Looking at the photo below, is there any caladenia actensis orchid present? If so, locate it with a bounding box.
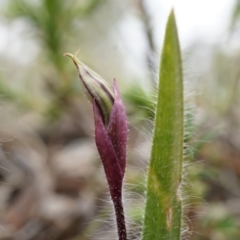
[64,52,128,240]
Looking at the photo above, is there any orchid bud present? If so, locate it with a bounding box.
[65,52,128,240]
[64,52,114,126]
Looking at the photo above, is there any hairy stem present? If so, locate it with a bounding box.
[113,195,127,240]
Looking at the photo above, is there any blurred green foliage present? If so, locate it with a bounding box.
[231,0,240,30]
[2,0,106,122]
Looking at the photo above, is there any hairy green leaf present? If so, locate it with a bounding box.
[142,10,184,240]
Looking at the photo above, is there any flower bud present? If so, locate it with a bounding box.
[64,52,114,126]
[65,52,128,240]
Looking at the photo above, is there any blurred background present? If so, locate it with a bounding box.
[0,0,240,239]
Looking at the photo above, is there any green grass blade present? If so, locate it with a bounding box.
[142,10,184,240]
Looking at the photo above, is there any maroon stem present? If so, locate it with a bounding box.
[113,195,127,240]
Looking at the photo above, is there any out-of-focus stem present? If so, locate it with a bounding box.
[138,0,156,84]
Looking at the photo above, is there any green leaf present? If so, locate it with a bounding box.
[142,10,184,240]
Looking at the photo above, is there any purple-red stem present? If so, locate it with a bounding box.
[112,191,127,240]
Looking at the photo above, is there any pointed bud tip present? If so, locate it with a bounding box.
[64,52,74,58]
[113,79,122,99]
[64,50,82,67]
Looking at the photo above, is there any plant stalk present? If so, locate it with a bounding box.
[113,194,127,240]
